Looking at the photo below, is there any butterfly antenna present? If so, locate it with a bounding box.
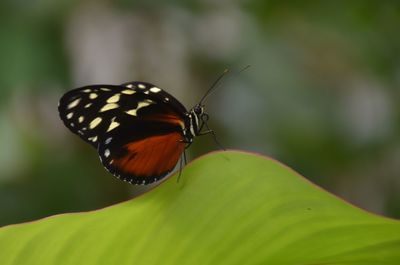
[199,69,230,105]
[198,65,251,105]
[238,64,251,74]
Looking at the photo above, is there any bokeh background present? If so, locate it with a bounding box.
[0,1,399,226]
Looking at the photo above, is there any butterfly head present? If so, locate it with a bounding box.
[194,104,210,123]
[193,104,204,115]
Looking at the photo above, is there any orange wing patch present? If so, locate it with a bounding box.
[113,132,185,178]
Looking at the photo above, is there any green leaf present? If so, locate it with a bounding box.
[0,151,399,265]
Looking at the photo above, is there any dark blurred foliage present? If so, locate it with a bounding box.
[0,0,399,226]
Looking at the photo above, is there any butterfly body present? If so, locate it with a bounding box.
[59,81,207,185]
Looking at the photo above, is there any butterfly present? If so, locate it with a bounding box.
[58,73,227,185]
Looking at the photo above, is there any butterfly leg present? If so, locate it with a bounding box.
[177,149,188,183]
[177,154,183,183]
[183,149,188,165]
[179,139,193,149]
[199,123,225,150]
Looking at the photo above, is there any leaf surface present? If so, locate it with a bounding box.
[0,151,399,265]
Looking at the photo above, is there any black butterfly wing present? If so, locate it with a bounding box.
[59,84,123,147]
[58,82,188,184]
[121,81,187,115]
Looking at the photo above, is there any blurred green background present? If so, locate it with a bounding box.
[0,1,399,226]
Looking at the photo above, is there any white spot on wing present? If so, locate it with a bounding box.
[104,149,110,158]
[67,98,81,109]
[150,87,161,93]
[107,94,120,103]
[121,89,135,95]
[100,87,111,91]
[89,117,102,129]
[83,89,91,93]
[125,100,154,116]
[107,117,120,132]
[85,103,92,108]
[66,113,73,119]
[138,84,146,89]
[88,136,98,142]
[100,103,119,112]
[105,137,112,144]
[89,93,98,99]
[78,116,84,123]
[125,109,138,116]
[126,84,134,88]
[144,91,149,94]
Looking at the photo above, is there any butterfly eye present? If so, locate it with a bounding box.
[194,105,203,115]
